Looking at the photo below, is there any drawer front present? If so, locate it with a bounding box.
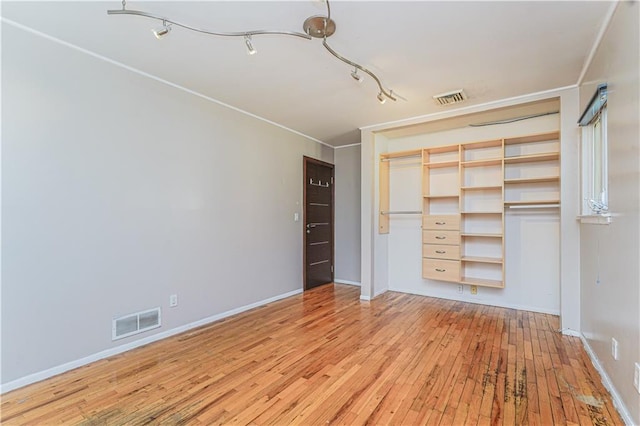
[422,230,460,245]
[422,259,460,282]
[423,215,460,230]
[423,244,460,260]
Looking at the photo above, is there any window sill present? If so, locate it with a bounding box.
[577,214,612,225]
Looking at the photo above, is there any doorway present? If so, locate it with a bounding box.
[303,156,335,290]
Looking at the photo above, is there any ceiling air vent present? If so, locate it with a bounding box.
[433,89,467,106]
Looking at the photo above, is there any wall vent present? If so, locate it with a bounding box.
[433,89,467,106]
[112,307,161,340]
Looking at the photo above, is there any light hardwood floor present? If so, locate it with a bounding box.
[1,284,623,425]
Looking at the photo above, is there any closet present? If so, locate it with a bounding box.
[380,131,560,290]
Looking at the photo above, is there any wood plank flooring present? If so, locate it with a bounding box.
[1,284,623,425]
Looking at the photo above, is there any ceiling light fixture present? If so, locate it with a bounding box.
[152,20,171,39]
[351,68,363,83]
[244,35,257,55]
[108,0,397,104]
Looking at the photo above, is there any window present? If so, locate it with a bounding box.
[579,84,608,216]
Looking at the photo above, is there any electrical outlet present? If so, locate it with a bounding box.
[457,285,463,294]
[611,338,619,360]
[470,285,478,295]
[169,294,178,308]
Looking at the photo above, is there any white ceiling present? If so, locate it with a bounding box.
[2,1,611,146]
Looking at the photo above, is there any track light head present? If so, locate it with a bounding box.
[152,21,171,39]
[351,69,363,83]
[244,35,257,55]
[377,92,387,104]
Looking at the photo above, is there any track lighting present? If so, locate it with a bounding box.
[108,0,398,104]
[351,69,363,83]
[152,20,171,39]
[244,35,257,55]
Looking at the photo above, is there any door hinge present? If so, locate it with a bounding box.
[331,265,334,272]
[331,177,334,185]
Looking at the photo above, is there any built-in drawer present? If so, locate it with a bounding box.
[423,244,460,260]
[422,259,461,282]
[422,215,460,230]
[422,230,460,245]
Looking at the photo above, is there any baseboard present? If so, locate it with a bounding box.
[388,286,560,316]
[334,279,361,286]
[0,288,303,394]
[373,288,388,298]
[580,334,635,425]
[560,328,581,337]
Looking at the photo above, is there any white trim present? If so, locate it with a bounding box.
[373,288,388,298]
[359,295,371,301]
[576,1,620,86]
[1,18,333,150]
[334,143,362,149]
[360,85,576,133]
[334,279,361,286]
[559,328,582,337]
[580,334,635,425]
[0,288,302,394]
[578,214,613,225]
[388,287,561,316]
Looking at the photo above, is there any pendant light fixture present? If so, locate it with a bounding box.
[107,0,397,104]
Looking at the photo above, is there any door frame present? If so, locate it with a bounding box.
[303,156,335,290]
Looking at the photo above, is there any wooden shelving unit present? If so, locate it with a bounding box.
[458,139,504,287]
[418,131,560,289]
[378,149,422,234]
[504,132,560,209]
[380,130,560,290]
[421,145,460,283]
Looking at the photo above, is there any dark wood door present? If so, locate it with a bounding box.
[303,156,334,290]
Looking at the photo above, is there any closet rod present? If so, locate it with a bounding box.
[381,210,423,215]
[508,204,560,209]
[380,154,422,162]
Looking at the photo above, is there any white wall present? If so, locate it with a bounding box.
[382,115,561,313]
[334,145,361,285]
[1,23,332,387]
[579,3,640,424]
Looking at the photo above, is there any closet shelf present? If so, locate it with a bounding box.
[461,185,502,191]
[461,256,503,264]
[460,159,502,168]
[461,211,503,215]
[504,199,559,206]
[423,160,459,168]
[423,194,459,199]
[504,152,559,164]
[461,232,502,238]
[504,176,559,184]
[461,277,504,288]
